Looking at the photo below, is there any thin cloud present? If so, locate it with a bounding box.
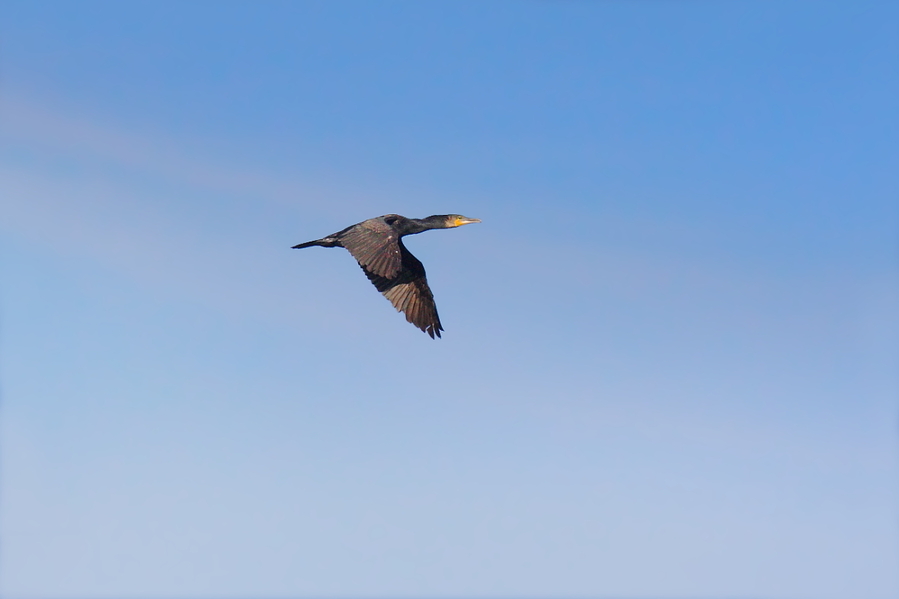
[0,93,373,216]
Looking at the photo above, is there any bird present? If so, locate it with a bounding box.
[292,214,481,338]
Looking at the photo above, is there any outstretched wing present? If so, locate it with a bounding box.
[338,217,403,279]
[360,241,443,338]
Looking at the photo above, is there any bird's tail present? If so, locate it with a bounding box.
[291,236,340,249]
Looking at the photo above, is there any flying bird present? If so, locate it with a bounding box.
[292,214,481,338]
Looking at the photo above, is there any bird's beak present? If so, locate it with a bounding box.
[454,216,482,227]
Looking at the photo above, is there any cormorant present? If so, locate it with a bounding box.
[292,214,481,338]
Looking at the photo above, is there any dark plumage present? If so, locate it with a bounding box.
[292,214,481,338]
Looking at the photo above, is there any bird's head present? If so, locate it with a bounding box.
[445,214,482,228]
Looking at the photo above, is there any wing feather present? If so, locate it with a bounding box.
[338,218,403,278]
[360,241,443,338]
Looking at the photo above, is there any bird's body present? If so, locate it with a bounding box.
[292,214,480,338]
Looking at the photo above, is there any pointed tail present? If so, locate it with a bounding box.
[292,236,341,249]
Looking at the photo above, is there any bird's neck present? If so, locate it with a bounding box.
[402,215,450,235]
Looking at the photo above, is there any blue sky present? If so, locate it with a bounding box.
[1,1,897,598]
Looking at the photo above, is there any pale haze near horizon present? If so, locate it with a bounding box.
[1,2,897,598]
